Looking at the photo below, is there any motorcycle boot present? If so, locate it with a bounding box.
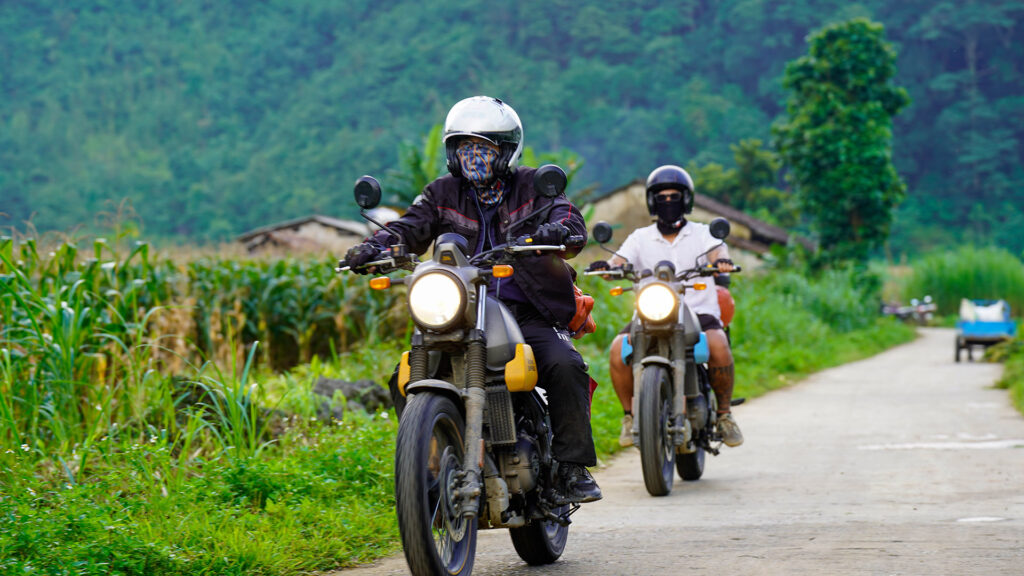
[717,412,744,447]
[553,462,603,505]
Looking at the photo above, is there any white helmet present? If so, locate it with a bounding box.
[443,96,523,179]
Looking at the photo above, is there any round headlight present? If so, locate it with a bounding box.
[636,283,678,323]
[408,272,465,330]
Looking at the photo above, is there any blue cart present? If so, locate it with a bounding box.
[955,299,1018,362]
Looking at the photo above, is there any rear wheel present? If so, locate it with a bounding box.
[395,393,476,576]
[509,508,569,565]
[678,370,710,481]
[638,365,675,496]
[676,442,705,481]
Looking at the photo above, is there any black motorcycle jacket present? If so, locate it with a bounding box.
[366,166,587,329]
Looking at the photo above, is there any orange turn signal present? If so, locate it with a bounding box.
[369,277,391,290]
[492,265,514,278]
[693,283,707,291]
[610,286,624,296]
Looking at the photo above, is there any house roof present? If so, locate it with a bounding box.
[236,215,368,243]
[592,179,809,250]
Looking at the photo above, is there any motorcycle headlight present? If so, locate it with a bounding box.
[636,283,678,323]
[408,272,465,330]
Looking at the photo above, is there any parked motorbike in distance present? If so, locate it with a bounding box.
[881,295,935,326]
[336,166,583,576]
[584,218,741,497]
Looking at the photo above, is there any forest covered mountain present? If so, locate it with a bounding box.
[2,0,1022,255]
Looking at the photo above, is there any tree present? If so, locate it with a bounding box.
[774,18,910,266]
[386,124,445,206]
[687,139,797,228]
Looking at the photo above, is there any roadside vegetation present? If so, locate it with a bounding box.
[899,246,1024,317]
[1,233,916,574]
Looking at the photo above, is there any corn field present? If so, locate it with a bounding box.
[0,236,403,456]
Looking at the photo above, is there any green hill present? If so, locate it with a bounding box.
[2,1,1022,254]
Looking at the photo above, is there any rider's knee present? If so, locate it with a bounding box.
[705,329,733,365]
[609,335,626,369]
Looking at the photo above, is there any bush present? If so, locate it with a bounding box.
[902,246,1024,317]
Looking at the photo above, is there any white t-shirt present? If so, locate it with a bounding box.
[616,222,723,318]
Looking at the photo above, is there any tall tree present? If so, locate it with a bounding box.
[774,18,910,266]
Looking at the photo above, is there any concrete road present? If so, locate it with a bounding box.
[335,328,1024,575]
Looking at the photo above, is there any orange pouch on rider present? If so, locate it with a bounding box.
[568,283,597,339]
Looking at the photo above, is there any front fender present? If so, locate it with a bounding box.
[405,379,464,407]
[639,355,673,369]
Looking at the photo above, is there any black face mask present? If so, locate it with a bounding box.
[655,197,686,234]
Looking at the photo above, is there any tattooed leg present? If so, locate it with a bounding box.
[708,363,735,413]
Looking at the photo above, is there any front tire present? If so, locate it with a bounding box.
[509,509,569,565]
[395,393,476,576]
[638,366,675,496]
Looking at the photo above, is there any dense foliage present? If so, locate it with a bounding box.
[900,245,1024,316]
[2,1,1023,256]
[775,19,909,266]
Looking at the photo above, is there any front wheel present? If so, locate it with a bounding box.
[638,365,675,496]
[509,509,569,565]
[395,393,477,576]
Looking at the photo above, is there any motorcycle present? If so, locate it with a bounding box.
[881,295,935,326]
[584,218,741,497]
[336,166,584,576]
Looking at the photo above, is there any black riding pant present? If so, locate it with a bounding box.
[511,303,597,467]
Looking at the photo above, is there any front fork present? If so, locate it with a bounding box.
[630,329,695,451]
[457,285,489,520]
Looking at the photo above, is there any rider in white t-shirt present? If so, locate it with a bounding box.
[602,165,743,448]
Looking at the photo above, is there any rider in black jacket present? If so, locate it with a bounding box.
[345,96,601,505]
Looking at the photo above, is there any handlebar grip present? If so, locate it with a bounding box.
[733,265,742,273]
[565,234,586,247]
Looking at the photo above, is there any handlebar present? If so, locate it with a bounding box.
[583,263,742,280]
[677,264,742,280]
[336,253,418,275]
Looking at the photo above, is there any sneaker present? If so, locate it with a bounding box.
[619,414,634,447]
[717,412,744,447]
[553,462,603,505]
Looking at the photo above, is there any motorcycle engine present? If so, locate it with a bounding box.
[500,432,541,495]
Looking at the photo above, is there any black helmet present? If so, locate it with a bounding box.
[443,96,523,179]
[645,165,694,216]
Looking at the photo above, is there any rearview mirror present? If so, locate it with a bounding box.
[533,164,567,198]
[354,176,382,210]
[592,221,613,244]
[709,218,731,240]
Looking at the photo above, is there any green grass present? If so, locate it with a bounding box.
[0,413,399,575]
[992,339,1024,415]
[901,246,1024,317]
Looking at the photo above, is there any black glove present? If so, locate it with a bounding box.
[586,260,609,272]
[534,222,569,245]
[345,242,381,274]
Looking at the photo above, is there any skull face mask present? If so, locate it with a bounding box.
[456,140,499,188]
